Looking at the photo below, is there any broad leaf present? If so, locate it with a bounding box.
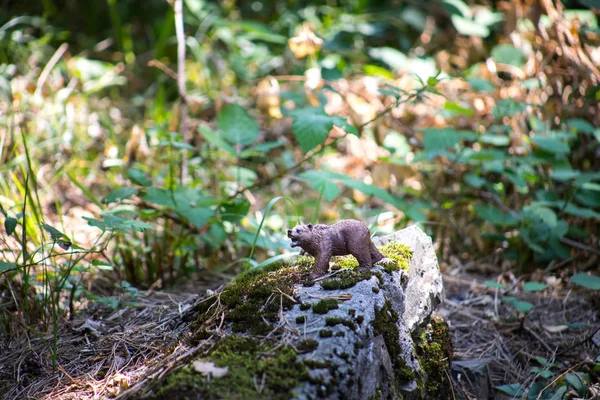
[495,383,525,397]
[127,168,152,187]
[523,282,547,292]
[484,280,506,289]
[0,261,17,272]
[217,103,259,146]
[473,204,518,225]
[467,77,495,93]
[84,215,154,232]
[289,107,357,153]
[42,223,67,241]
[103,187,137,204]
[4,217,17,236]
[531,136,569,154]
[491,44,525,66]
[198,125,236,155]
[299,170,340,202]
[570,273,600,290]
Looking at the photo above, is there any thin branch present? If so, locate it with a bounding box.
[174,0,189,184]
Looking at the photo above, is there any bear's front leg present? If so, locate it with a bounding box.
[309,254,331,280]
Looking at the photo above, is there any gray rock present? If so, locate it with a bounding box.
[286,225,447,399]
[373,225,445,331]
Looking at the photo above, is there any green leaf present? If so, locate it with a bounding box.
[484,280,506,289]
[451,15,490,37]
[198,125,236,155]
[4,217,17,236]
[127,168,152,187]
[473,204,519,225]
[481,134,510,146]
[444,101,473,116]
[491,44,525,66]
[565,373,585,394]
[464,173,487,188]
[299,170,340,202]
[84,215,154,232]
[41,223,67,241]
[217,103,259,146]
[363,64,394,79]
[142,187,175,207]
[383,131,411,156]
[221,198,251,222]
[240,141,284,158]
[566,118,595,134]
[522,205,557,228]
[422,128,476,158]
[467,77,495,93]
[289,107,357,153]
[562,203,600,219]
[531,136,570,154]
[523,282,548,292]
[513,300,534,313]
[550,169,580,181]
[493,99,526,118]
[495,383,525,397]
[442,0,472,18]
[548,386,568,400]
[103,187,137,204]
[570,273,600,290]
[0,261,17,272]
[368,47,408,71]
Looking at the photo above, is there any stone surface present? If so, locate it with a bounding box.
[373,225,445,331]
[285,224,447,399]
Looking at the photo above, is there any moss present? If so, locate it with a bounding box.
[296,315,306,324]
[355,315,364,325]
[372,286,380,293]
[299,302,311,311]
[331,254,359,269]
[378,242,412,273]
[201,259,312,335]
[348,309,356,317]
[155,335,309,400]
[335,331,345,337]
[297,338,318,353]
[312,298,339,314]
[373,300,415,390]
[325,317,356,330]
[412,313,453,397]
[320,270,374,290]
[319,329,333,338]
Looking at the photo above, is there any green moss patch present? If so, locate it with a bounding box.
[373,300,415,389]
[378,242,412,273]
[320,270,374,290]
[319,329,333,338]
[325,317,356,330]
[197,259,313,335]
[413,313,453,397]
[156,335,309,400]
[312,299,339,314]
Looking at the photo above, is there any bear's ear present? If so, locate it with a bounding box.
[307,224,313,229]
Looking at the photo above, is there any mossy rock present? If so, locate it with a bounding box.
[155,231,448,400]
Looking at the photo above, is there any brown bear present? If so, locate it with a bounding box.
[287,219,384,280]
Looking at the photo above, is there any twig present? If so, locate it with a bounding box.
[560,237,600,256]
[174,0,189,184]
[522,324,555,354]
[147,59,178,80]
[35,43,69,96]
[557,325,600,356]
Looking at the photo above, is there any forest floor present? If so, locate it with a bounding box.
[1,262,598,400]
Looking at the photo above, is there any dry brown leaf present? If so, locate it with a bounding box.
[288,22,323,59]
